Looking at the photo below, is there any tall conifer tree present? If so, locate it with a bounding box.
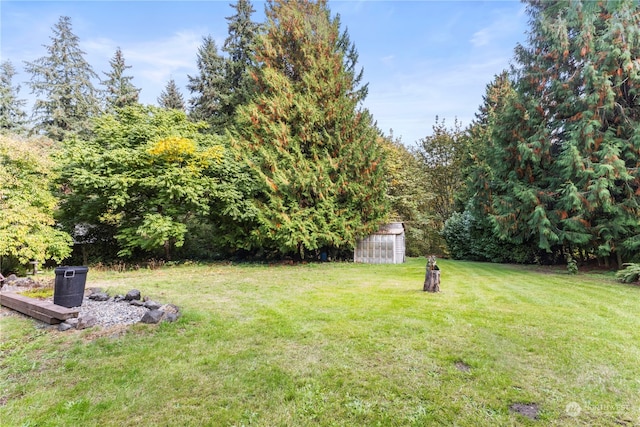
[188,1,259,133]
[24,16,101,141]
[187,37,227,129]
[223,0,260,120]
[158,79,186,111]
[0,60,29,133]
[102,47,140,110]
[233,0,387,258]
[465,71,514,217]
[480,0,640,263]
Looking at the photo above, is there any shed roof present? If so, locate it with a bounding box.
[370,222,404,236]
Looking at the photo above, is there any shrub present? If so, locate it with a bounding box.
[615,263,640,284]
[566,254,578,275]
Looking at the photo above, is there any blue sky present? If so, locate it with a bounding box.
[1,1,529,145]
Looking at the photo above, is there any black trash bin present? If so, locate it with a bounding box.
[54,266,89,308]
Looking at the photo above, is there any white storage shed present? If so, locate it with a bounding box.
[354,222,406,264]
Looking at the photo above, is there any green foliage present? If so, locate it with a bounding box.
[232,0,388,257]
[188,1,260,134]
[24,16,102,141]
[20,287,54,299]
[566,254,578,275]
[102,48,140,110]
[187,36,227,130]
[414,117,469,254]
[460,2,640,264]
[57,105,253,259]
[0,60,28,133]
[222,0,260,121]
[380,134,433,256]
[615,263,640,284]
[157,79,186,111]
[441,212,472,260]
[0,134,73,269]
[442,207,540,264]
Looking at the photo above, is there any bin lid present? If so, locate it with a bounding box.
[55,266,89,273]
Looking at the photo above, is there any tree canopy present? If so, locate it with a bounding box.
[459,0,640,265]
[56,105,246,259]
[102,47,140,110]
[158,79,186,111]
[232,0,387,258]
[0,61,29,134]
[0,134,72,269]
[24,16,102,141]
[187,36,227,130]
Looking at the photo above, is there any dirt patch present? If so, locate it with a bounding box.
[454,361,471,372]
[510,403,540,420]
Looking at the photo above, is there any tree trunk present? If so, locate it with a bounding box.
[423,269,440,292]
[164,241,171,261]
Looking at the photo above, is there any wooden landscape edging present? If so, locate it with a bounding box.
[0,292,79,324]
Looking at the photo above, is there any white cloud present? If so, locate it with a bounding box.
[83,29,211,104]
[126,30,203,81]
[471,29,490,47]
[469,5,527,50]
[364,53,515,145]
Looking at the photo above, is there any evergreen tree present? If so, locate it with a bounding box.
[478,0,640,264]
[24,16,101,141]
[232,0,387,258]
[464,72,514,217]
[543,0,640,264]
[222,0,260,119]
[0,60,29,134]
[188,1,259,133]
[453,72,541,263]
[102,47,140,110]
[158,78,186,111]
[187,36,227,129]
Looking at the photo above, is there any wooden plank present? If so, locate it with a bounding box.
[0,292,79,324]
[13,305,59,324]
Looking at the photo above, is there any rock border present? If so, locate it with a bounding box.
[56,288,181,331]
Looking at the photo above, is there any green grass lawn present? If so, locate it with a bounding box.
[1,259,639,426]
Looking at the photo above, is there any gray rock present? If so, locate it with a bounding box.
[143,300,162,310]
[163,312,179,323]
[10,277,36,287]
[140,309,164,324]
[77,313,98,329]
[88,292,110,301]
[5,274,18,282]
[124,289,141,301]
[113,295,124,302]
[129,299,145,307]
[58,322,74,331]
[160,304,181,316]
[65,318,79,327]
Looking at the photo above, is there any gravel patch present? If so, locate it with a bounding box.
[77,298,149,328]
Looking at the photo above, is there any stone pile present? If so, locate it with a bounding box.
[58,288,182,331]
[0,274,44,292]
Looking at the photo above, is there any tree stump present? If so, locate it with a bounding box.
[423,256,440,292]
[423,270,441,292]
